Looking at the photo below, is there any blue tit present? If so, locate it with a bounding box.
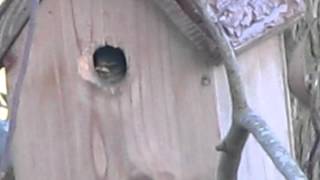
[93,45,127,84]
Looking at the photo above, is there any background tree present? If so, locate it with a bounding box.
[285,0,320,179]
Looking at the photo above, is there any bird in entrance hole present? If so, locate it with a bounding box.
[93,45,127,84]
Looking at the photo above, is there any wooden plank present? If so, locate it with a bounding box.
[5,0,294,179]
[214,36,292,180]
[6,0,222,179]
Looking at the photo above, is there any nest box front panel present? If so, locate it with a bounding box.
[10,0,221,179]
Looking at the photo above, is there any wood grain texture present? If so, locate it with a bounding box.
[7,0,221,179]
[5,0,293,179]
[0,0,29,66]
[214,36,293,180]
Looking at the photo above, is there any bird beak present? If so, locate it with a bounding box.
[95,66,110,73]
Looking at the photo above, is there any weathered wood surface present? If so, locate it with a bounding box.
[4,0,293,179]
[7,0,220,179]
[214,36,293,180]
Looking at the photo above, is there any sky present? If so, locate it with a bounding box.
[0,0,9,120]
[0,68,8,120]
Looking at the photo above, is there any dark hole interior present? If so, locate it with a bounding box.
[93,45,127,84]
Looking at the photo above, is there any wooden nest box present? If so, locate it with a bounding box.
[0,0,306,179]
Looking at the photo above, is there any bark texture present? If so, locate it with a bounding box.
[0,0,29,68]
[285,0,320,179]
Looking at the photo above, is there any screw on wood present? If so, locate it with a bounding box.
[201,75,211,86]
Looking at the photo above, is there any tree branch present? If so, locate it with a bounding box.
[243,113,307,180]
[0,0,31,67]
[192,0,249,110]
[184,0,307,179]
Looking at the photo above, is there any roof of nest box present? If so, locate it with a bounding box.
[153,0,305,64]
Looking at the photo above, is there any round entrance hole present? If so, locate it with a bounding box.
[93,45,127,84]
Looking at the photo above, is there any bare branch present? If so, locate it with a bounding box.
[0,0,43,67]
[242,113,307,180]
[184,0,307,179]
[0,0,30,66]
[192,0,249,110]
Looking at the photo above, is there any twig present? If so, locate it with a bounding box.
[0,0,32,67]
